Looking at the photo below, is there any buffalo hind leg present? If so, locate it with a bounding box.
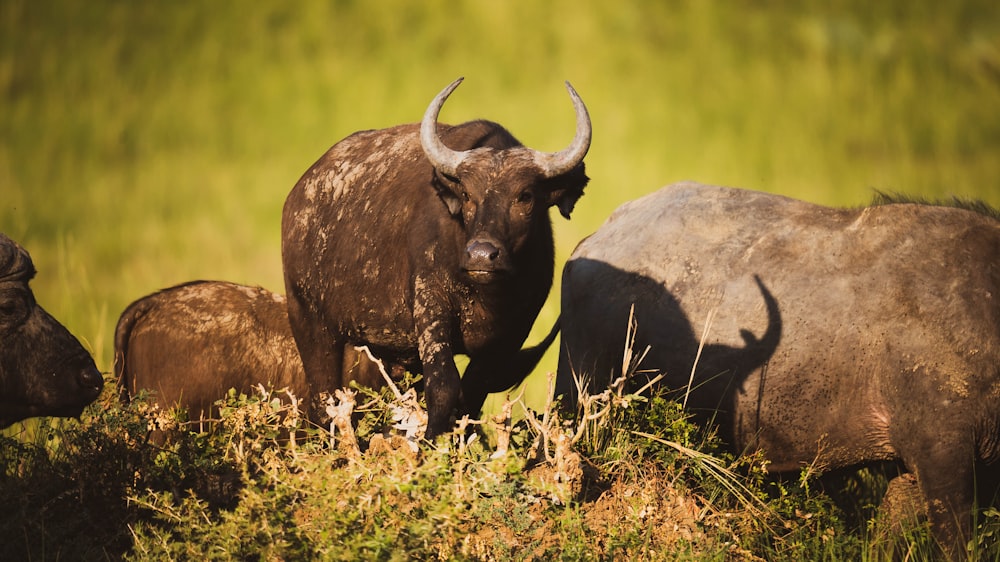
[285,292,345,426]
[461,349,533,424]
[462,323,560,419]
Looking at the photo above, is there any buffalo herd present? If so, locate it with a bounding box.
[6,79,998,557]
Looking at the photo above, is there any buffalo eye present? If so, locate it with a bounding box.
[0,302,15,319]
[516,190,534,205]
[0,293,27,327]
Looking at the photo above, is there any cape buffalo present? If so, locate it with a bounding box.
[0,233,103,428]
[282,78,589,438]
[557,182,1000,558]
[115,280,391,423]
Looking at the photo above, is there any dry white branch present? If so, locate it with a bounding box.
[389,388,428,448]
[357,345,403,400]
[326,388,360,460]
[621,304,651,383]
[356,345,428,446]
[490,388,523,460]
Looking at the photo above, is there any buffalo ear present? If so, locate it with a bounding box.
[546,165,589,219]
[431,171,463,217]
[555,189,583,219]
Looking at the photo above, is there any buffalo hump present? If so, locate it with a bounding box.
[557,181,1000,559]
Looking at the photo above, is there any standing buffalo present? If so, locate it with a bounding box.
[0,233,103,428]
[557,182,1000,558]
[282,78,589,437]
[115,280,390,423]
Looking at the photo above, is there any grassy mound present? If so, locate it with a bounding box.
[5,368,996,561]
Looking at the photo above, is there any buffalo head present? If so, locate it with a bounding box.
[0,234,103,428]
[420,77,591,284]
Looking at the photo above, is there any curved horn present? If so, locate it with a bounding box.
[533,81,592,178]
[420,77,468,177]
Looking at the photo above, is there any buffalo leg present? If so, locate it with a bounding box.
[415,286,461,439]
[462,321,560,418]
[462,355,513,421]
[285,292,344,425]
[462,348,538,421]
[911,444,975,560]
[420,346,461,439]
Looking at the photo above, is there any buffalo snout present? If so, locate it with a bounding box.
[33,339,103,416]
[77,362,104,395]
[463,237,510,282]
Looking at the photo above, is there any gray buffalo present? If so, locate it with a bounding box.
[115,280,391,423]
[557,181,1000,558]
[282,78,588,437]
[0,233,103,427]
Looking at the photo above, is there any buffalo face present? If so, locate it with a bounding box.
[423,78,590,286]
[432,154,587,285]
[0,235,103,428]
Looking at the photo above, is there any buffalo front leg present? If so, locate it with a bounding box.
[414,285,461,440]
[418,324,461,439]
[285,291,345,426]
[910,444,975,560]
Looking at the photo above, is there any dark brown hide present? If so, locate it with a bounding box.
[557,182,1000,559]
[282,80,587,437]
[115,281,390,422]
[0,233,103,427]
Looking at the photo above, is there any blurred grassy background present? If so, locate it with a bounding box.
[2,0,998,413]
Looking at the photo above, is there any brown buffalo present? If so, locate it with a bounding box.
[115,280,390,423]
[0,233,103,427]
[282,78,587,437]
[558,182,1000,558]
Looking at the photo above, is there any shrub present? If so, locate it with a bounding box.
[2,369,996,560]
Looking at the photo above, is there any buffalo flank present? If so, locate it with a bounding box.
[115,280,392,423]
[558,182,1000,559]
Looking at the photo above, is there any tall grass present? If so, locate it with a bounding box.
[3,0,999,410]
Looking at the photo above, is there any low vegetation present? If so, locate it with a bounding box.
[4,361,998,560]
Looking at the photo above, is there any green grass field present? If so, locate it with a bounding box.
[3,1,1000,558]
[4,1,999,393]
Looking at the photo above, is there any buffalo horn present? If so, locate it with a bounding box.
[420,78,592,179]
[420,77,468,177]
[531,81,592,178]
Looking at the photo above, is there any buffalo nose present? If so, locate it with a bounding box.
[467,240,501,263]
[78,366,104,391]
